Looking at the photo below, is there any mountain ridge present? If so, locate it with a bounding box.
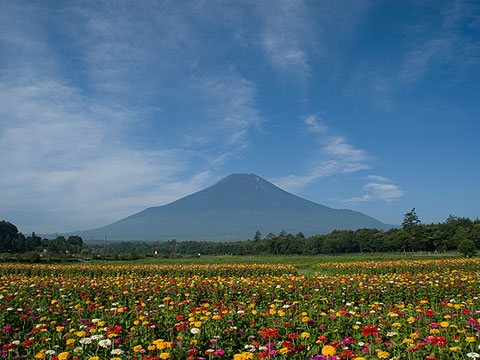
[70,173,394,241]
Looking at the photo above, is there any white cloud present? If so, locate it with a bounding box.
[366,175,391,182]
[192,70,261,151]
[0,78,215,232]
[304,115,327,133]
[0,1,266,233]
[273,115,371,191]
[344,176,404,203]
[256,0,313,83]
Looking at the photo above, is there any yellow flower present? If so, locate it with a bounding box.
[354,358,367,360]
[159,353,170,359]
[88,357,100,360]
[234,353,254,360]
[321,345,336,356]
[35,352,46,359]
[377,351,390,359]
[465,337,475,342]
[133,345,143,352]
[110,358,122,360]
[56,326,65,332]
[301,332,310,339]
[148,345,156,351]
[66,338,75,345]
[194,321,202,327]
[58,352,70,360]
[440,321,450,328]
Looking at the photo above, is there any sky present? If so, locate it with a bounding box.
[1,0,479,234]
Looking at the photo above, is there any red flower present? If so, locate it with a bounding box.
[430,336,447,347]
[362,325,380,337]
[317,335,327,343]
[187,348,198,355]
[292,345,306,352]
[259,328,278,338]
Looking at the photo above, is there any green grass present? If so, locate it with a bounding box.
[89,252,462,275]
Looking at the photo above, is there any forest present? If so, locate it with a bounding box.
[91,210,479,258]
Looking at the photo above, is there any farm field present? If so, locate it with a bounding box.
[1,259,479,360]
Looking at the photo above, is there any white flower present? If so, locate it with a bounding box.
[91,318,101,323]
[90,334,104,341]
[45,350,56,355]
[98,339,112,348]
[79,337,92,344]
[467,353,480,359]
[73,347,83,354]
[190,327,200,335]
[111,349,124,355]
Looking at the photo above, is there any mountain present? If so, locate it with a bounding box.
[73,173,393,241]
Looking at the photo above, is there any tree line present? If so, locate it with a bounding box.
[2,210,478,260]
[92,210,479,258]
[0,220,84,255]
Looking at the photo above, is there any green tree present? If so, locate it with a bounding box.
[458,238,476,257]
[402,208,421,229]
[402,208,422,250]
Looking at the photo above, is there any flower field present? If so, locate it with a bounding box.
[1,260,479,360]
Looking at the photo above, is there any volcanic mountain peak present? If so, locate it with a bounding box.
[72,173,393,241]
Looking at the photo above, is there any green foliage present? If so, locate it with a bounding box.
[0,220,85,256]
[89,212,479,258]
[457,237,476,257]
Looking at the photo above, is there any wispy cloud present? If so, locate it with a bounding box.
[0,1,263,233]
[191,70,261,152]
[273,115,371,191]
[345,175,404,203]
[351,0,480,108]
[401,0,480,82]
[0,77,215,232]
[256,0,313,84]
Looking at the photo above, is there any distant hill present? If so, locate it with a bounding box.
[71,173,393,241]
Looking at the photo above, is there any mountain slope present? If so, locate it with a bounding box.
[74,174,393,241]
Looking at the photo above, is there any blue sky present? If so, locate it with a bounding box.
[1,0,479,234]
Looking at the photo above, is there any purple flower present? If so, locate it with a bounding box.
[214,349,225,356]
